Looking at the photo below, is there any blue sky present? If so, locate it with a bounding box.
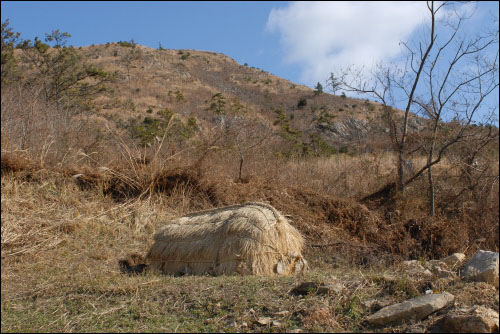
[1,1,300,82]
[2,1,498,123]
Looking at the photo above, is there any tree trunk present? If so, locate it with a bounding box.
[427,125,438,216]
[398,149,405,191]
[428,165,435,216]
[238,151,244,182]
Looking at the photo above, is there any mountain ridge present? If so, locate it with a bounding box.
[46,42,413,153]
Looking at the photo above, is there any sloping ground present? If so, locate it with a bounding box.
[3,41,498,332]
[1,163,498,333]
[3,153,495,265]
[11,44,409,153]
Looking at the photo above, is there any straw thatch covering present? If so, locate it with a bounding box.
[146,202,307,276]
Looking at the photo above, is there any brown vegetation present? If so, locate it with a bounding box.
[1,37,498,256]
[145,202,307,276]
[1,25,498,331]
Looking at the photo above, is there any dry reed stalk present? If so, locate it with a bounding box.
[147,202,307,276]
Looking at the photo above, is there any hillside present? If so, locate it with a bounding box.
[39,43,422,153]
[2,40,498,271]
[2,41,499,333]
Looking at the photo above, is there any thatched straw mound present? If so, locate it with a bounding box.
[146,202,307,276]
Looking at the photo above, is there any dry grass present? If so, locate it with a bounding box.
[276,153,396,198]
[2,42,498,332]
[146,202,306,276]
[1,154,498,332]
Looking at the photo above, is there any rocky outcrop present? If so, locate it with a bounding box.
[318,118,369,139]
[407,116,426,131]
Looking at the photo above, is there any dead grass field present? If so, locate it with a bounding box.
[1,148,498,332]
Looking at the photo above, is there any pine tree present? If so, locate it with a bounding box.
[314,82,323,96]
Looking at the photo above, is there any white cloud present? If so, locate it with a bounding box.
[266,1,431,87]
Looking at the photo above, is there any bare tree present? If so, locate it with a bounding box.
[233,121,272,182]
[120,48,142,84]
[199,93,274,182]
[334,1,499,216]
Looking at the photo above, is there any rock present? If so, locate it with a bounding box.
[362,299,392,313]
[274,310,290,316]
[318,118,369,139]
[226,320,237,328]
[362,299,377,311]
[365,292,455,326]
[402,260,418,267]
[461,250,499,287]
[405,325,427,333]
[289,329,303,333]
[429,253,466,271]
[381,274,397,283]
[271,320,282,328]
[407,117,425,131]
[320,282,344,294]
[430,264,456,278]
[440,253,466,268]
[434,306,499,333]
[256,317,272,326]
[402,260,433,278]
